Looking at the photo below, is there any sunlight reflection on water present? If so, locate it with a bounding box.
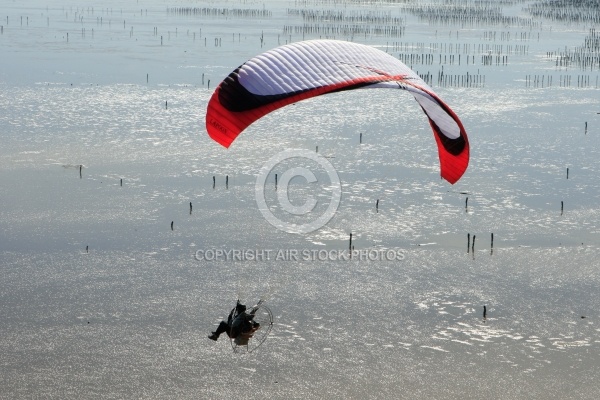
[1,0,600,398]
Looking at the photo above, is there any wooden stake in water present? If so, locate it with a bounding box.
[120,178,122,186]
[171,221,174,231]
[376,199,379,212]
[212,176,215,189]
[567,167,569,179]
[472,235,476,253]
[585,121,588,134]
[561,201,564,215]
[359,133,362,144]
[189,202,192,215]
[483,305,487,319]
[316,146,318,153]
[275,173,278,189]
[225,175,228,189]
[79,164,82,179]
[349,233,352,250]
[86,245,89,253]
[491,233,494,254]
[465,197,468,212]
[467,233,470,253]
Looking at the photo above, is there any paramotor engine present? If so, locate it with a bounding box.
[230,300,273,354]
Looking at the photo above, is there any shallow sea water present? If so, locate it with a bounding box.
[1,1,600,398]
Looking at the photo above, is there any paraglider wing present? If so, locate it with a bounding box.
[205,39,469,183]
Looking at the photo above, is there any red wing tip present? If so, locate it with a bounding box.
[442,168,467,185]
[207,129,234,148]
[215,138,233,149]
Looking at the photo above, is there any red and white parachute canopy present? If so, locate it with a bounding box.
[205,39,469,184]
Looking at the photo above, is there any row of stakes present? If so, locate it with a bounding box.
[36,2,597,26]
[77,124,576,252]
[347,231,495,256]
